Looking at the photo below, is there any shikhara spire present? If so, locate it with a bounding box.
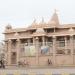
[49,9,59,25]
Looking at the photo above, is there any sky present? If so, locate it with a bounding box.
[0,0,75,42]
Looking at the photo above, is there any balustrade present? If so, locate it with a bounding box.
[11,40,75,56]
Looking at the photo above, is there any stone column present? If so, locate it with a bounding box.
[70,35,74,64]
[33,37,35,45]
[65,36,67,54]
[16,39,20,65]
[45,37,48,45]
[7,39,12,66]
[42,36,45,46]
[52,36,56,66]
[35,37,39,67]
[4,40,8,66]
[28,39,31,46]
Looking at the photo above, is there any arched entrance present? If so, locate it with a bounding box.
[11,52,17,64]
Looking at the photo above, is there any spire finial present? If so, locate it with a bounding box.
[42,17,44,23]
[31,18,37,25]
[54,9,58,14]
[33,18,36,23]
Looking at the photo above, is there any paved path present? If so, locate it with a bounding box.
[0,68,75,75]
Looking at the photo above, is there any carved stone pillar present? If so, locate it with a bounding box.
[33,37,35,45]
[70,35,74,64]
[70,35,73,55]
[65,36,67,54]
[45,37,48,45]
[52,36,56,66]
[28,39,31,46]
[7,39,12,65]
[35,37,39,66]
[16,39,20,65]
[42,36,45,46]
[4,40,8,66]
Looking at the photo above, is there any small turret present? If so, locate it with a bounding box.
[39,17,46,25]
[5,24,12,30]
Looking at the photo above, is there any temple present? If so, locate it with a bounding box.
[4,11,75,67]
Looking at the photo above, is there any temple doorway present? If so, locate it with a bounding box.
[11,52,17,64]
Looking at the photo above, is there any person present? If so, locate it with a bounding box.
[0,59,5,68]
[24,60,29,66]
[48,59,52,66]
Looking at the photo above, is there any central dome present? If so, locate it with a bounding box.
[36,28,45,33]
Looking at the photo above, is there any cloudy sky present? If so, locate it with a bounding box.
[0,0,75,42]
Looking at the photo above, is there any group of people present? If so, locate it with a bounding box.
[0,58,52,68]
[18,59,52,67]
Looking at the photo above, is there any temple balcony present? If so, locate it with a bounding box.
[17,42,72,57]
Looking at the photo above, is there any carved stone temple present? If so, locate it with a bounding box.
[4,11,75,67]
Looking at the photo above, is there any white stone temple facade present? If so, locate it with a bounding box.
[4,11,75,67]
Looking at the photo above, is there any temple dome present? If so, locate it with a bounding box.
[36,28,45,33]
[32,28,46,36]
